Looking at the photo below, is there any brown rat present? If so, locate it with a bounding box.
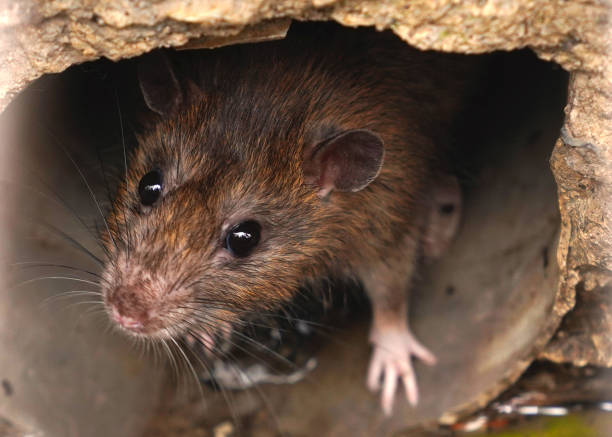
[101,22,469,416]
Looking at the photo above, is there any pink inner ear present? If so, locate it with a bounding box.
[304,129,385,196]
[319,156,342,193]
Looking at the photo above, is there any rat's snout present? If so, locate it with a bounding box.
[111,305,144,331]
[106,284,156,334]
[101,247,199,338]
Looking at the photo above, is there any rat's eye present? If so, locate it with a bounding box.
[225,220,261,258]
[138,170,163,206]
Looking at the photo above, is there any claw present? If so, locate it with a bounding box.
[367,326,436,416]
[185,319,233,356]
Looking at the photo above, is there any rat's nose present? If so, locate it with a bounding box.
[106,285,152,333]
[111,306,144,331]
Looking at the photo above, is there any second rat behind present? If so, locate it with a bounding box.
[101,22,471,415]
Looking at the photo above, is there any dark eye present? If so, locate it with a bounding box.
[225,220,261,258]
[138,170,163,206]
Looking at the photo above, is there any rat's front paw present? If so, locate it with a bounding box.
[184,320,233,356]
[366,327,436,416]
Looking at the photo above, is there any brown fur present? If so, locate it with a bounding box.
[101,22,475,341]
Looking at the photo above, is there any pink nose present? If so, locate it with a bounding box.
[111,306,144,331]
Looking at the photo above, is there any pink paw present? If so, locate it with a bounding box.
[366,327,436,416]
[184,319,233,355]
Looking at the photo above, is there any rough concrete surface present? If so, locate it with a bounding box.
[1,0,612,433]
[5,0,610,374]
[0,1,610,110]
[0,76,165,437]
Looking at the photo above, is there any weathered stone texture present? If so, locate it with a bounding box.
[1,0,611,393]
[0,1,610,108]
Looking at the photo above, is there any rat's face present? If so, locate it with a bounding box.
[101,118,329,342]
[101,53,384,344]
[101,117,383,346]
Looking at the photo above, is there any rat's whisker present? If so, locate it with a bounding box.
[11,262,102,279]
[40,290,102,307]
[170,336,204,398]
[4,166,103,249]
[114,91,133,269]
[182,328,243,434]
[43,126,119,251]
[11,275,100,289]
[185,312,309,378]
[160,338,180,382]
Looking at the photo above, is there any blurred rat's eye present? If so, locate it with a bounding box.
[138,170,163,206]
[225,220,261,258]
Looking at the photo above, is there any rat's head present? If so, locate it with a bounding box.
[101,50,384,343]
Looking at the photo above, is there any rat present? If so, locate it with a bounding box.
[101,22,469,416]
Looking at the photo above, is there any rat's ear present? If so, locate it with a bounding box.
[303,129,385,198]
[138,51,182,117]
